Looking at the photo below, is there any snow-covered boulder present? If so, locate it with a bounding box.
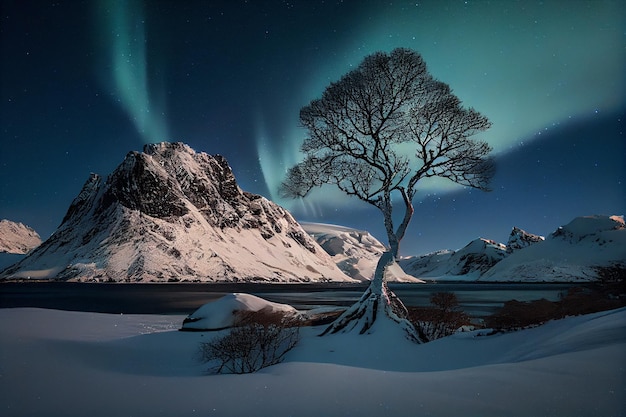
[181,293,299,331]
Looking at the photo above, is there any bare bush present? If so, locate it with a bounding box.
[485,286,625,331]
[408,292,471,341]
[199,309,300,374]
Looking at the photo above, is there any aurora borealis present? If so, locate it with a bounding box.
[94,0,170,145]
[1,0,624,255]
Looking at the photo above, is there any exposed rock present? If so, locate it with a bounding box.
[1,142,352,282]
[506,226,544,253]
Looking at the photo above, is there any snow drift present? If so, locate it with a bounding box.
[0,306,623,416]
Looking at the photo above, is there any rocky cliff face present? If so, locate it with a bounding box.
[0,220,42,254]
[506,227,544,254]
[1,142,352,282]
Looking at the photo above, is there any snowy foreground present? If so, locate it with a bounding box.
[0,307,624,417]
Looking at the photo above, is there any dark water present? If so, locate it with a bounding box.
[0,282,581,317]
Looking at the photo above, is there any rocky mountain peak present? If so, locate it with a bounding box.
[506,226,544,254]
[1,142,349,282]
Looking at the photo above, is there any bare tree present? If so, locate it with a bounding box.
[281,48,494,341]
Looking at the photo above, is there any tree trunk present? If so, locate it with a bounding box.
[321,251,423,342]
[321,188,423,342]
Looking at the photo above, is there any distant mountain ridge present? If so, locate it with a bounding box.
[0,142,352,282]
[480,215,626,282]
[399,215,625,282]
[302,222,422,282]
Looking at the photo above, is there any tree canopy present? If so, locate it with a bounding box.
[282,48,493,256]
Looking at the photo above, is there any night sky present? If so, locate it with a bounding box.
[1,0,624,256]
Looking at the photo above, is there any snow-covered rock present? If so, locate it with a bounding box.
[0,220,41,254]
[506,226,544,253]
[480,215,626,282]
[302,222,423,282]
[0,142,353,283]
[181,293,299,330]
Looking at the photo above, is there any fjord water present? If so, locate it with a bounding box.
[0,282,579,317]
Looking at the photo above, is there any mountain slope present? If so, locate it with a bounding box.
[0,142,352,282]
[400,215,625,282]
[0,220,41,254]
[480,215,626,282]
[399,238,507,279]
[302,222,422,282]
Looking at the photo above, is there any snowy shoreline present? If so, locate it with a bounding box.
[0,306,624,416]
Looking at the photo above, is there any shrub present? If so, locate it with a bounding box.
[199,309,300,374]
[485,286,625,331]
[408,292,472,341]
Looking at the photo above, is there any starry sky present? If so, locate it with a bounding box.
[1,0,624,256]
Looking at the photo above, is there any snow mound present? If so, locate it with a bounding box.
[181,293,298,330]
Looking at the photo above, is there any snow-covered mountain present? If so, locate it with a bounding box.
[399,238,507,279]
[400,215,625,282]
[480,215,626,282]
[0,220,41,254]
[0,142,353,283]
[506,226,544,253]
[302,222,422,282]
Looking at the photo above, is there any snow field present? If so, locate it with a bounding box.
[0,306,624,417]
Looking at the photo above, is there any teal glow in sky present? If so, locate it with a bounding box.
[96,0,169,144]
[258,1,625,208]
[1,0,624,255]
